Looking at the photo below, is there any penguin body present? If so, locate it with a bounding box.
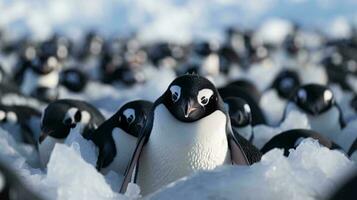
[92,100,153,175]
[38,99,105,167]
[261,129,341,156]
[285,84,345,141]
[121,75,249,195]
[328,171,357,200]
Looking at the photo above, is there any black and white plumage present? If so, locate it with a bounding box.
[219,83,266,125]
[38,99,105,167]
[0,104,41,145]
[285,84,345,141]
[261,129,341,156]
[91,100,153,175]
[224,97,253,141]
[60,68,88,93]
[120,75,250,195]
[271,69,301,100]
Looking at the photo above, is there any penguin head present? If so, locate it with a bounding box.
[292,84,335,116]
[224,97,252,127]
[40,101,87,142]
[272,70,301,99]
[112,100,153,137]
[30,56,60,75]
[162,75,220,122]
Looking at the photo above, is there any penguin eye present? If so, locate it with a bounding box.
[197,89,214,106]
[297,89,307,102]
[236,111,244,125]
[123,108,135,125]
[169,85,181,103]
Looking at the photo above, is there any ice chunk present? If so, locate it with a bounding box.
[150,139,355,200]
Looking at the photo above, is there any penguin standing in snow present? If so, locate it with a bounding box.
[19,56,62,102]
[0,104,41,145]
[91,100,153,175]
[218,82,266,125]
[38,99,105,167]
[285,84,345,141]
[261,129,341,156]
[224,97,253,141]
[120,75,250,195]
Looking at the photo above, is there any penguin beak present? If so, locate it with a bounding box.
[184,100,197,118]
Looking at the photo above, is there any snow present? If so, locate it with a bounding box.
[253,110,311,149]
[149,139,355,200]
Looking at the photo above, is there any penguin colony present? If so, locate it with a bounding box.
[0,23,356,199]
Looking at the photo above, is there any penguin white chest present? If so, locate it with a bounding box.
[101,128,137,175]
[307,107,341,141]
[137,104,231,195]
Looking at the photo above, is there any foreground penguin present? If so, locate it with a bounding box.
[91,100,153,175]
[261,129,341,156]
[285,84,345,141]
[120,75,250,195]
[38,99,105,167]
[328,171,357,200]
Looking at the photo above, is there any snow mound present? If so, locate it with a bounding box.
[253,110,310,149]
[149,139,355,200]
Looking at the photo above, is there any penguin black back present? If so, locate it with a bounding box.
[224,97,252,128]
[261,129,341,156]
[226,79,261,102]
[328,171,357,200]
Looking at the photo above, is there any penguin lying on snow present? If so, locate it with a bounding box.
[91,100,153,175]
[120,75,250,195]
[0,104,41,145]
[261,129,341,156]
[285,84,345,141]
[38,99,105,167]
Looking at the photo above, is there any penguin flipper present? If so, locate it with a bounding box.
[228,134,250,165]
[233,131,262,164]
[120,136,146,193]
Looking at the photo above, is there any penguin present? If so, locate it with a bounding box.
[271,69,301,100]
[285,84,345,141]
[0,159,43,200]
[224,97,253,141]
[60,68,88,93]
[120,75,250,195]
[38,99,105,167]
[328,171,357,200]
[0,104,41,145]
[218,84,266,125]
[226,79,261,102]
[19,55,61,102]
[224,97,262,163]
[351,94,357,113]
[91,100,153,175]
[347,137,357,161]
[261,129,341,156]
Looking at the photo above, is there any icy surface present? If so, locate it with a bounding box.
[149,139,355,200]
